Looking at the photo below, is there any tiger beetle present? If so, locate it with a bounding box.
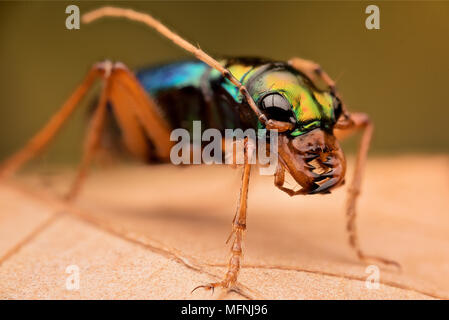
[0,7,400,294]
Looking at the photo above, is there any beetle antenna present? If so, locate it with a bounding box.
[82,6,266,123]
[334,70,345,84]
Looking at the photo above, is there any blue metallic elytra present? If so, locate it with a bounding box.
[136,61,209,96]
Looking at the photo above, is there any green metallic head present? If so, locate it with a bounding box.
[242,63,342,135]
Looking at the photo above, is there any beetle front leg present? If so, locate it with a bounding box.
[274,164,308,196]
[336,113,400,269]
[193,143,252,294]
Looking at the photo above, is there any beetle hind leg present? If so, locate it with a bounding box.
[0,63,102,179]
[0,60,173,201]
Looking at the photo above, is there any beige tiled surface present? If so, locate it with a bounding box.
[0,155,448,299]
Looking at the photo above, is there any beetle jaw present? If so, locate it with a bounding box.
[277,129,346,194]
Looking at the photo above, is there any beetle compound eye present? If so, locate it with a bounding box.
[260,93,296,124]
[261,93,290,111]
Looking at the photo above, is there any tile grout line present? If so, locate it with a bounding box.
[0,211,65,267]
[207,263,447,300]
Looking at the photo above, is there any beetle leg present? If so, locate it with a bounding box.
[274,163,308,196]
[0,60,173,201]
[0,63,104,178]
[274,164,296,196]
[65,65,112,201]
[337,112,400,269]
[68,62,176,200]
[288,57,336,93]
[107,75,151,162]
[274,162,285,187]
[193,141,252,294]
[111,65,173,161]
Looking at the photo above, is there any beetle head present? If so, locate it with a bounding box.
[249,63,346,194]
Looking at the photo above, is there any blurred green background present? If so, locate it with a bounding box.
[0,1,448,164]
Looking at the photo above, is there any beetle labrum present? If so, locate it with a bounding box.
[0,7,399,293]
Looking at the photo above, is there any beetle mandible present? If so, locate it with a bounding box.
[0,7,399,293]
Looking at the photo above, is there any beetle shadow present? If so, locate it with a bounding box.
[87,199,359,268]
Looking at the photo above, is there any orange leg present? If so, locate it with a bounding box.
[107,76,150,162]
[193,141,252,293]
[0,64,102,178]
[65,70,111,201]
[288,57,336,93]
[66,63,175,200]
[336,113,400,268]
[274,163,309,196]
[112,65,173,161]
[0,61,173,201]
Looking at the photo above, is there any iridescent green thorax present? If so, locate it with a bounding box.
[214,59,338,136]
